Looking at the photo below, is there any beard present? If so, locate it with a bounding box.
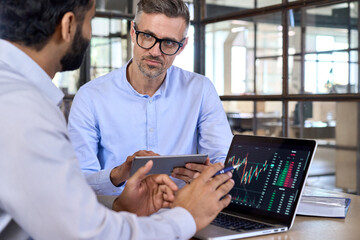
[137,55,165,79]
[60,25,90,72]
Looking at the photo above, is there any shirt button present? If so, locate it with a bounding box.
[149,128,154,132]
[149,100,152,103]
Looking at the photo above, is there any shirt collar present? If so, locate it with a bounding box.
[0,39,64,106]
[123,59,170,99]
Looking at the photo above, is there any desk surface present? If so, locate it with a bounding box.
[193,187,360,240]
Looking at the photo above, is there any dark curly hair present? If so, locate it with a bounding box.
[0,0,92,51]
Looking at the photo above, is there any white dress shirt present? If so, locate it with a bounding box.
[0,39,196,240]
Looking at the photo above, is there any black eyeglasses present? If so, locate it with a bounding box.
[133,24,185,56]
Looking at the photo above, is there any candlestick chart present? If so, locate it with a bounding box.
[228,154,269,185]
[229,150,272,208]
[227,144,311,215]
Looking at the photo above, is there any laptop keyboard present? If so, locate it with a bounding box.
[211,213,272,232]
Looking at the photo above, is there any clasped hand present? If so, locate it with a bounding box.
[112,160,178,216]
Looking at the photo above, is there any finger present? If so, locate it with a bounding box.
[162,194,175,203]
[215,178,235,200]
[141,151,160,156]
[184,162,208,173]
[133,150,160,157]
[159,185,176,202]
[210,171,233,190]
[133,150,145,156]
[172,167,197,179]
[184,157,211,172]
[218,194,232,209]
[127,160,153,185]
[124,155,136,167]
[162,200,171,208]
[145,151,160,156]
[170,172,192,184]
[153,174,178,192]
[197,162,224,182]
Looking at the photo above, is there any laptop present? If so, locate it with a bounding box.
[195,135,317,240]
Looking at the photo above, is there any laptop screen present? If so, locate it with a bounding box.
[223,135,316,226]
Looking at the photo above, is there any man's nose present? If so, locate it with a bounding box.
[148,41,162,56]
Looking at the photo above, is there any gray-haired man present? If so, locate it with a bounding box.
[68,0,233,196]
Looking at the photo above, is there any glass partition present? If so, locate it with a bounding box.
[96,0,132,13]
[205,13,282,95]
[288,101,336,142]
[223,101,283,136]
[205,0,282,18]
[303,3,358,94]
[91,18,130,79]
[288,101,358,191]
[223,101,255,135]
[173,25,195,72]
[205,1,254,19]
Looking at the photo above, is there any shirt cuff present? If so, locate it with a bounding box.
[84,168,125,195]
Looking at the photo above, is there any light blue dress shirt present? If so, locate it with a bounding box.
[68,60,233,195]
[0,39,196,240]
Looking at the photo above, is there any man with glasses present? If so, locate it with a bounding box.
[68,0,233,195]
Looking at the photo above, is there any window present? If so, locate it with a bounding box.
[198,0,360,194]
[173,25,195,72]
[205,0,282,19]
[91,17,130,79]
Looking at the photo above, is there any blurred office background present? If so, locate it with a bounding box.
[56,0,360,195]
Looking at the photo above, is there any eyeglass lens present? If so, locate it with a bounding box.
[137,32,180,55]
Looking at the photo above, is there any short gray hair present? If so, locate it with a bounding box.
[134,0,190,36]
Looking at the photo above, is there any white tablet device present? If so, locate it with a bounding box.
[129,154,208,176]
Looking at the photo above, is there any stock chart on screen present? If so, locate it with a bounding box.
[227,143,311,216]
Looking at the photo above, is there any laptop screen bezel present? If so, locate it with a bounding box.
[222,135,317,227]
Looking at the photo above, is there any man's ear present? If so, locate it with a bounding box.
[130,21,136,44]
[60,12,77,43]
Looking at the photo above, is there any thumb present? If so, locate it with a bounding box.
[128,160,153,185]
